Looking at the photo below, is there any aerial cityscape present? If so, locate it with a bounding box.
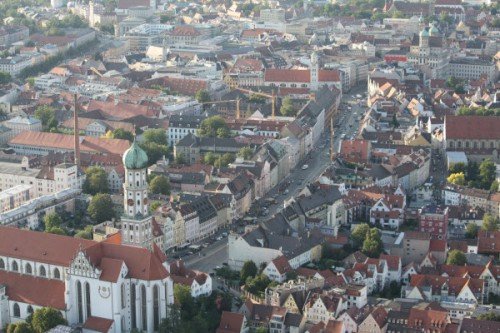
[0,0,499,332]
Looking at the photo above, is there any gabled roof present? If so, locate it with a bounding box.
[217,312,245,333]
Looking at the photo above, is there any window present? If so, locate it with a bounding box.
[141,285,147,331]
[85,283,91,318]
[131,284,137,329]
[54,268,60,279]
[25,263,32,274]
[12,261,18,272]
[13,303,20,317]
[27,305,33,315]
[77,281,83,323]
[153,285,160,330]
[121,283,126,309]
[0,258,4,269]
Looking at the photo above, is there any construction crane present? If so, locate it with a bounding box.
[201,99,241,119]
[235,87,277,119]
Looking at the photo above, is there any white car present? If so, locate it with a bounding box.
[301,164,309,170]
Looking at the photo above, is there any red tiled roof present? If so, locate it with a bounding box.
[167,26,201,37]
[380,254,401,271]
[0,270,66,309]
[478,230,500,254]
[429,239,447,252]
[445,116,500,140]
[217,312,245,333]
[9,131,130,156]
[271,256,292,275]
[83,316,114,333]
[265,69,310,83]
[0,227,169,281]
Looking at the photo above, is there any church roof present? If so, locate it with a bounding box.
[122,139,149,170]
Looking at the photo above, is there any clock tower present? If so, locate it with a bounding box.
[120,139,154,249]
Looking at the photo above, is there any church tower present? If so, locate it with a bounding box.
[120,140,154,249]
[310,51,319,91]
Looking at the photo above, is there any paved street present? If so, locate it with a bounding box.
[183,238,228,272]
[183,86,368,274]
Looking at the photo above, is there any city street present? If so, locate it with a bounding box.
[184,86,368,274]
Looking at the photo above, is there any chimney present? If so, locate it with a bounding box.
[74,94,81,167]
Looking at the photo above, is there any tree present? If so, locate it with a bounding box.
[351,223,370,249]
[75,226,93,240]
[87,193,116,223]
[204,152,217,165]
[237,146,253,160]
[149,175,171,195]
[143,129,167,145]
[83,166,109,195]
[447,172,465,186]
[31,307,67,333]
[446,249,466,266]
[174,285,196,319]
[218,153,235,168]
[12,322,33,333]
[198,116,230,138]
[111,128,134,142]
[491,180,499,192]
[477,312,500,321]
[0,71,12,84]
[482,214,499,232]
[34,105,57,131]
[140,141,168,165]
[479,158,496,190]
[245,274,272,295]
[280,97,295,116]
[195,89,211,104]
[43,212,62,231]
[150,200,162,212]
[362,228,383,258]
[174,152,186,165]
[160,304,183,333]
[255,327,268,333]
[241,260,258,282]
[449,162,466,174]
[46,227,66,235]
[465,223,479,239]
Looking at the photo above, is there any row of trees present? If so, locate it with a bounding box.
[6,307,66,333]
[457,106,500,116]
[447,159,498,191]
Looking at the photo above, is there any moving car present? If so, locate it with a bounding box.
[301,164,309,170]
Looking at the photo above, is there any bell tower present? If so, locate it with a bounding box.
[120,139,154,249]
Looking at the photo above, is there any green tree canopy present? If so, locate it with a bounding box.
[351,223,370,249]
[83,166,109,195]
[174,284,196,319]
[87,193,116,223]
[34,105,57,131]
[482,214,499,232]
[446,249,466,266]
[0,71,12,84]
[237,146,253,160]
[477,312,500,321]
[195,89,211,104]
[174,152,186,164]
[43,212,62,231]
[280,97,295,116]
[149,175,171,195]
[204,152,217,165]
[362,228,383,258]
[12,322,33,333]
[139,141,168,165]
[46,227,66,235]
[465,223,479,239]
[479,158,496,190]
[143,128,167,145]
[198,116,230,138]
[241,260,258,282]
[74,226,93,240]
[447,172,465,186]
[31,307,67,333]
[245,274,272,295]
[111,128,134,142]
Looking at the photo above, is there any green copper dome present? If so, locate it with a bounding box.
[419,28,429,37]
[123,140,148,169]
[429,24,440,36]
